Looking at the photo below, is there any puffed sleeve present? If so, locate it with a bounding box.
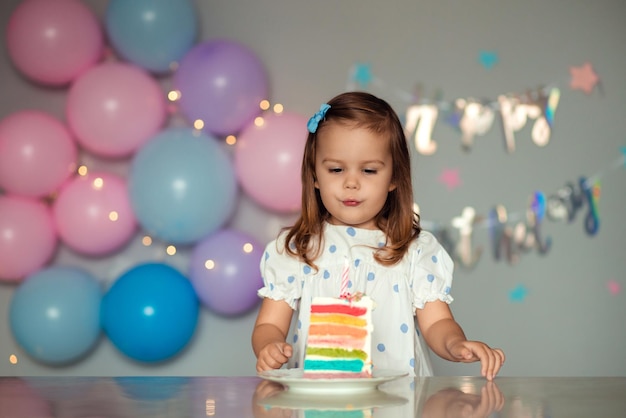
[257,232,303,310]
[409,231,455,310]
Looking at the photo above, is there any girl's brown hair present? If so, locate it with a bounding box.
[284,91,421,268]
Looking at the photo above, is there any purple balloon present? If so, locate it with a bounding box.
[173,39,268,136]
[189,229,264,316]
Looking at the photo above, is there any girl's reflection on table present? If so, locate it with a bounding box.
[253,376,505,418]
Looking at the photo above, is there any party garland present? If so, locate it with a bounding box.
[346,62,625,269]
[347,61,598,155]
[422,153,624,270]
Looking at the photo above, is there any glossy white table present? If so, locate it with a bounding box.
[0,375,624,417]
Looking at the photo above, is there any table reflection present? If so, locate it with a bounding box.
[0,375,624,417]
[253,377,505,418]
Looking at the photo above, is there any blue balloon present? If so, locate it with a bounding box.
[105,0,198,73]
[115,377,190,401]
[129,127,238,244]
[101,263,199,362]
[9,266,102,365]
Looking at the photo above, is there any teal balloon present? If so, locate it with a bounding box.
[105,0,197,73]
[129,127,237,244]
[101,263,199,363]
[9,266,102,365]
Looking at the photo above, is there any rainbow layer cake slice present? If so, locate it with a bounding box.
[303,295,374,378]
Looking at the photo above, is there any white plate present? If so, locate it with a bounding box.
[257,368,408,394]
[258,388,408,410]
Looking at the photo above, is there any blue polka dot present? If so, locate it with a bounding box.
[269,283,275,291]
[348,280,353,289]
[303,265,311,274]
[323,270,330,279]
[378,242,385,248]
[393,284,399,293]
[264,251,269,260]
[409,358,415,367]
[367,272,375,281]
[377,343,386,352]
[354,259,360,267]
[293,334,298,343]
[444,286,451,294]
[427,274,435,282]
[289,242,296,251]
[417,248,421,255]
[298,320,302,329]
[287,275,295,283]
[329,245,337,253]
[346,227,356,236]
[400,323,409,333]
[431,255,438,263]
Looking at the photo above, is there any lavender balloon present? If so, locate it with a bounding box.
[189,229,264,316]
[173,39,268,136]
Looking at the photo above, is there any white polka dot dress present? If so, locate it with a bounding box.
[258,223,454,377]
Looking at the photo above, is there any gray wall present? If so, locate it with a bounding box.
[1,0,625,377]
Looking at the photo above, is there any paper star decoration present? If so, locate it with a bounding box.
[351,63,373,89]
[607,280,621,295]
[569,62,599,94]
[509,284,528,302]
[478,50,499,70]
[438,168,462,190]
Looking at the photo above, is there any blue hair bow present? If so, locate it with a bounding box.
[307,103,331,133]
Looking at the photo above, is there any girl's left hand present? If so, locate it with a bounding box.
[449,341,505,381]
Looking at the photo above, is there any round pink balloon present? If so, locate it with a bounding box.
[0,111,77,198]
[6,0,103,85]
[52,172,137,256]
[0,195,57,283]
[234,112,307,212]
[66,62,166,158]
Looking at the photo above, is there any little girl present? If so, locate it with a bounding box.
[251,92,505,380]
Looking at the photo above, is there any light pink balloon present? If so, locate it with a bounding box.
[0,195,57,283]
[0,111,77,198]
[66,62,167,158]
[234,112,307,213]
[6,0,103,86]
[52,172,137,256]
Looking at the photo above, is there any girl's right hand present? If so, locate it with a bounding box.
[256,342,293,373]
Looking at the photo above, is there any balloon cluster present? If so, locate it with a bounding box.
[1,0,306,364]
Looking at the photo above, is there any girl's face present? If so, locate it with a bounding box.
[314,122,396,230]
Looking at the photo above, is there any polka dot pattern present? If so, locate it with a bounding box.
[257,224,454,377]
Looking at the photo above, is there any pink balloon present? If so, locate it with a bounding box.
[66,62,167,158]
[52,172,137,256]
[0,111,77,198]
[6,0,103,86]
[234,112,307,213]
[0,195,57,283]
